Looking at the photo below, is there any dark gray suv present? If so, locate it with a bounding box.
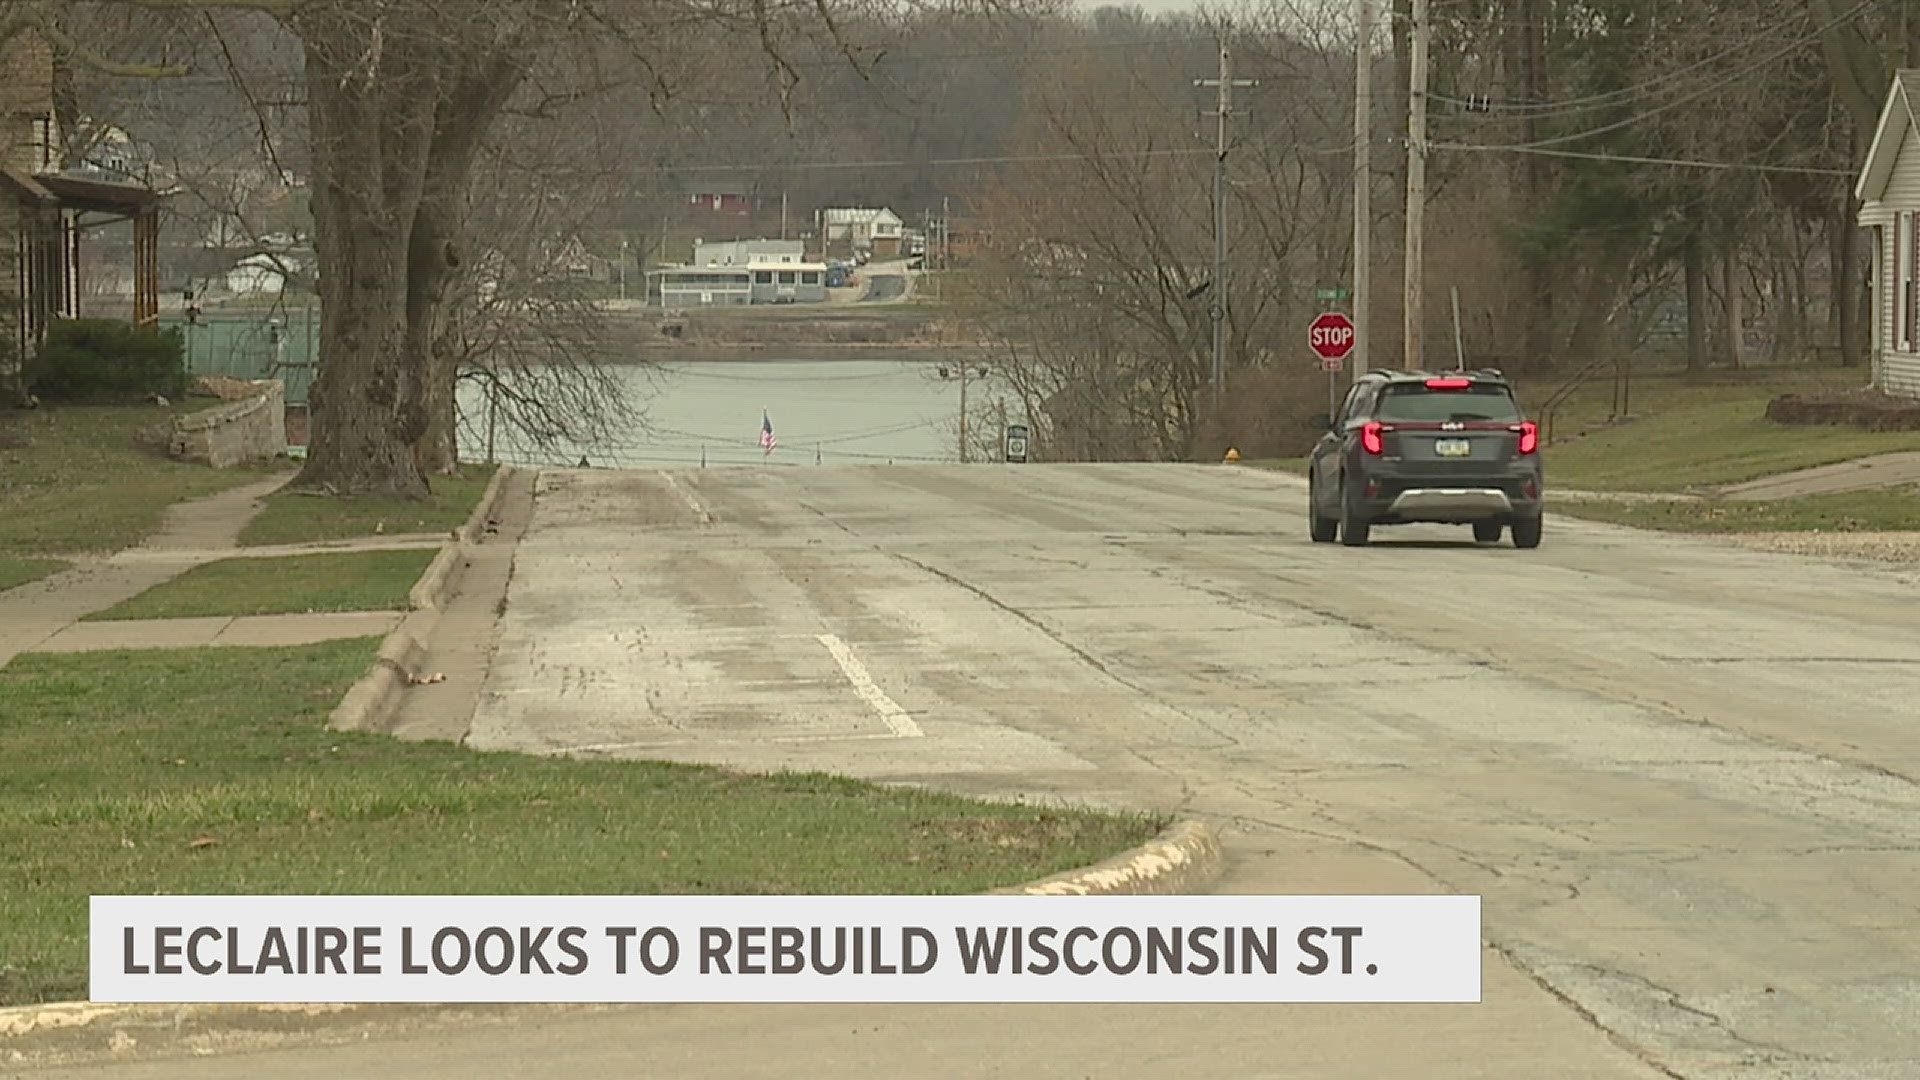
[1307,369,1544,548]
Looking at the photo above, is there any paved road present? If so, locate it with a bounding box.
[34,464,1920,1079]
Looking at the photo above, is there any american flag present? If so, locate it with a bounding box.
[760,410,777,456]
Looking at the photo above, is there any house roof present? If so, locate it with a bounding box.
[820,207,901,224]
[0,164,54,202]
[1857,69,1920,203]
[35,172,163,213]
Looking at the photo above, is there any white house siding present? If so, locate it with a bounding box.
[1864,102,1920,399]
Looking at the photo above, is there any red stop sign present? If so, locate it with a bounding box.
[1308,312,1356,361]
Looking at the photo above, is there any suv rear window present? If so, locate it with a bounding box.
[1377,384,1521,423]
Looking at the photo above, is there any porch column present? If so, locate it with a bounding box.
[133,206,159,327]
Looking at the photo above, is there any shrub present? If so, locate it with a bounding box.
[1766,392,1920,432]
[26,319,187,401]
[1194,367,1337,462]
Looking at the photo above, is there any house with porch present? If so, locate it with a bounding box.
[0,31,164,398]
[1854,68,1920,399]
[817,207,904,260]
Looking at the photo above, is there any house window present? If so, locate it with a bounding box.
[1899,219,1909,352]
[31,117,53,170]
[754,271,772,284]
[801,272,820,285]
[778,271,796,284]
[1908,214,1919,350]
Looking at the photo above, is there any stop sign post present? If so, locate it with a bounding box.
[1309,312,1358,420]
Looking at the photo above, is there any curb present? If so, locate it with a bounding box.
[0,821,1223,1065]
[409,465,513,612]
[461,466,514,544]
[326,626,426,732]
[338,465,518,727]
[990,819,1223,896]
[406,544,462,611]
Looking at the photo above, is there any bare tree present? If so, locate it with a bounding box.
[963,3,1356,461]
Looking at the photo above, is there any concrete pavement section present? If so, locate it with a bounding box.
[28,611,401,652]
[0,474,291,666]
[21,462,1920,1079]
[1718,450,1920,500]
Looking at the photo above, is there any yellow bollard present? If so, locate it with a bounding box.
[1223,447,1241,463]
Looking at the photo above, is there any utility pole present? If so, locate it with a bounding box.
[938,196,950,301]
[1403,0,1430,370]
[780,191,788,240]
[958,363,969,464]
[1352,0,1372,381]
[1196,28,1256,408]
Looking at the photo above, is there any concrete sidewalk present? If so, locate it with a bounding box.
[32,611,403,653]
[1717,450,1920,500]
[0,475,442,664]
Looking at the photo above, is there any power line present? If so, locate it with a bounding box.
[1439,0,1887,152]
[1429,11,1836,119]
[659,147,1221,174]
[1429,143,1855,177]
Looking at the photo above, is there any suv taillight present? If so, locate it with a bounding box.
[1517,421,1539,455]
[1361,422,1384,455]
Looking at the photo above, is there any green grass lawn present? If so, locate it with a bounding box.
[0,556,67,593]
[240,465,497,546]
[1247,366,1920,494]
[84,549,437,621]
[1534,365,1920,492]
[0,406,280,560]
[0,639,1158,1005]
[1554,489,1920,533]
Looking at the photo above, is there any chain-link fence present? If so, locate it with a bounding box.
[159,308,319,405]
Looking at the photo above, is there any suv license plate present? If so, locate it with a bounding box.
[1435,438,1472,458]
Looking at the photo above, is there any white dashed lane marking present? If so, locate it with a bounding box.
[815,632,925,739]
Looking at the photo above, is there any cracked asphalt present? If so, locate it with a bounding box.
[33,463,1920,1079]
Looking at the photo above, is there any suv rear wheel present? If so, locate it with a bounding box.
[1472,520,1503,543]
[1308,476,1338,543]
[1510,513,1543,549]
[1339,478,1371,546]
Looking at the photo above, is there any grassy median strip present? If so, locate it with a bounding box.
[0,405,277,559]
[0,638,1159,1005]
[83,549,438,621]
[1553,489,1920,533]
[241,466,497,546]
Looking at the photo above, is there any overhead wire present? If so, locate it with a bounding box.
[1428,144,1855,177]
[1433,0,1887,151]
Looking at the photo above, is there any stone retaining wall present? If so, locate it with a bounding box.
[169,380,287,468]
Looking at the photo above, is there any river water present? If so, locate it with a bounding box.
[456,358,1016,470]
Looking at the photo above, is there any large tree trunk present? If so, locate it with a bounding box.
[407,52,523,477]
[292,16,442,499]
[1724,243,1746,369]
[1684,230,1709,372]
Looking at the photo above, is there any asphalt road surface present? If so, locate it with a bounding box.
[33,464,1920,1079]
